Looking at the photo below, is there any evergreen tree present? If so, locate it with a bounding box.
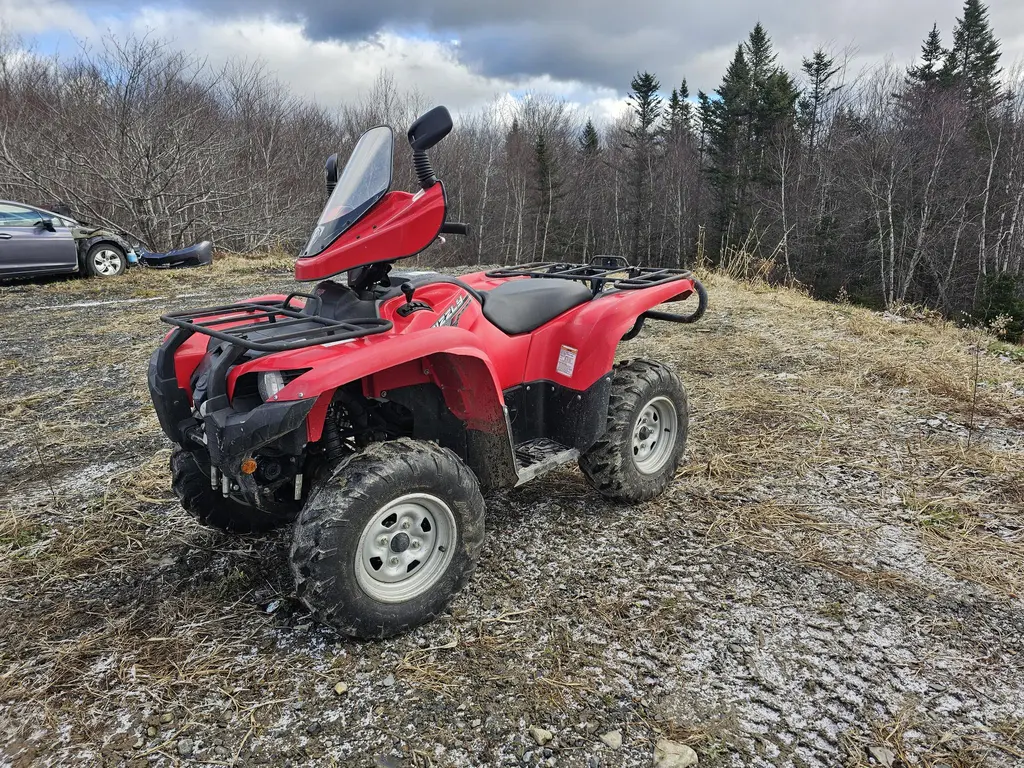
[625,71,663,262]
[799,49,841,151]
[942,0,1001,105]
[708,45,750,184]
[627,71,663,141]
[745,23,799,144]
[706,25,798,251]
[907,24,947,86]
[578,118,600,155]
[666,80,693,141]
[696,89,714,162]
[533,131,564,260]
[667,88,683,132]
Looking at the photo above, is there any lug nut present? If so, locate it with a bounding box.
[390,557,400,565]
[411,540,420,550]
[379,536,388,546]
[401,521,410,530]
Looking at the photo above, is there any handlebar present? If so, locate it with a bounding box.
[440,222,469,236]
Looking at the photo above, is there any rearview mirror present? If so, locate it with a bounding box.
[407,106,453,152]
[325,153,339,196]
[34,218,55,232]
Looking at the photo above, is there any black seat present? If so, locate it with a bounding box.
[482,279,592,335]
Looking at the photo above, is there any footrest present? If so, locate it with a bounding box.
[514,439,579,486]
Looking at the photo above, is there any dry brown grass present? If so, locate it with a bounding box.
[841,707,1024,768]
[1,262,1023,766]
[630,272,1024,599]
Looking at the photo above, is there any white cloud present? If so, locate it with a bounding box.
[5,1,1024,127]
[1,2,630,123]
[80,8,626,123]
[0,0,93,36]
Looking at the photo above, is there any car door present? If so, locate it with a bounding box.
[0,203,79,276]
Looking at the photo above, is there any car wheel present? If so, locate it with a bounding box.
[85,243,126,277]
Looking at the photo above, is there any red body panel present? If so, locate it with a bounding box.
[457,270,694,390]
[520,279,695,389]
[170,272,697,444]
[294,184,446,281]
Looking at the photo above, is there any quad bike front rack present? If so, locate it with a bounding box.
[161,293,393,353]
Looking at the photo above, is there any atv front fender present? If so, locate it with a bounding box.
[250,327,516,490]
[233,326,509,442]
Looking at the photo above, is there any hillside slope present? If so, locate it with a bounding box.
[0,264,1022,767]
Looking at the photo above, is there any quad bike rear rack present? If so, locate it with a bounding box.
[485,256,692,294]
[487,257,708,328]
[161,293,393,352]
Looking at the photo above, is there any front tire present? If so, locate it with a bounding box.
[290,439,485,639]
[170,447,290,533]
[84,242,126,277]
[578,360,689,503]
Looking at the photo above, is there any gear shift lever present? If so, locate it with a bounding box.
[396,282,430,317]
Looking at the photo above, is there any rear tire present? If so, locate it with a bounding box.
[578,359,689,503]
[84,242,126,277]
[170,447,289,533]
[290,438,485,639]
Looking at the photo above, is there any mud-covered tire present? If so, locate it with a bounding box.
[290,439,485,639]
[170,447,288,533]
[578,359,689,503]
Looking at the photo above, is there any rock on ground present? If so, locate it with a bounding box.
[654,738,698,768]
[599,730,623,749]
[529,726,554,746]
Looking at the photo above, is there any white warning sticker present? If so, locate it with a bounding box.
[556,345,578,377]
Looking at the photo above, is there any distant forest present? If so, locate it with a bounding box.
[1,0,1023,334]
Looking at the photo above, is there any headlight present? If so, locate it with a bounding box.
[258,371,286,400]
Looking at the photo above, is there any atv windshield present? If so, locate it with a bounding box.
[300,126,394,257]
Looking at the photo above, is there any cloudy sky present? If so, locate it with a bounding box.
[3,0,1024,121]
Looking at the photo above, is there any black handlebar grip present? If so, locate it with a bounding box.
[440,222,469,236]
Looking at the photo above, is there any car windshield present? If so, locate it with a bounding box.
[300,126,394,257]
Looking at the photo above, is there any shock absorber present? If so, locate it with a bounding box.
[321,409,348,463]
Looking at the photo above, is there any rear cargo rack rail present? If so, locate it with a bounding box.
[160,292,392,352]
[485,257,693,295]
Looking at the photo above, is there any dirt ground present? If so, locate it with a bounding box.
[1,259,1022,768]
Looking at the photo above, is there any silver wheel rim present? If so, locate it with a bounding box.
[631,396,677,474]
[354,493,457,603]
[92,249,122,276]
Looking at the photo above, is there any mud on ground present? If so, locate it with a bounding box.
[1,260,1023,768]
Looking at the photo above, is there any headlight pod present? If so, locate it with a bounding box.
[255,369,311,401]
[257,371,286,400]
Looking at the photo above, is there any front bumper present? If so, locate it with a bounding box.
[202,398,315,469]
[147,331,314,470]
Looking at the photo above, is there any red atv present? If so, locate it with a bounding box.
[148,107,707,638]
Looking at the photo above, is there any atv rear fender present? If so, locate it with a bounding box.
[524,278,701,390]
